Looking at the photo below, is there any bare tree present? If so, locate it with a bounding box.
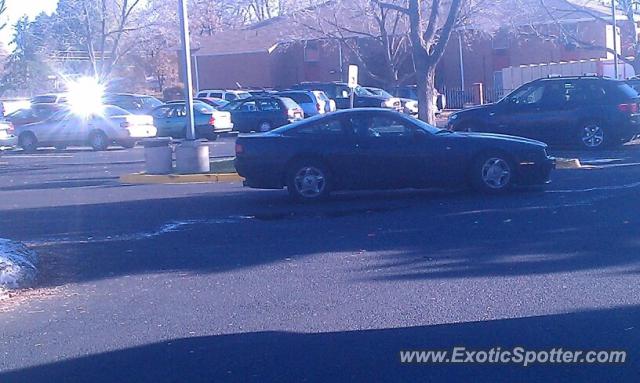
[292,0,413,87]
[377,0,462,122]
[515,0,640,74]
[48,0,149,80]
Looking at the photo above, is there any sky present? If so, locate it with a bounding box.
[1,0,58,49]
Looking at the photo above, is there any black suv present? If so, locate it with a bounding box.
[292,82,402,111]
[448,76,640,149]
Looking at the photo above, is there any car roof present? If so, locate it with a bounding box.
[534,75,621,83]
[198,89,248,93]
[104,93,156,98]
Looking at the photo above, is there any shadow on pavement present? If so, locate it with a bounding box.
[1,305,638,382]
[0,184,636,289]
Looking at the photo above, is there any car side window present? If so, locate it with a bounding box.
[351,115,416,138]
[288,119,345,136]
[211,92,223,98]
[225,94,237,101]
[336,86,350,99]
[174,106,188,117]
[257,99,281,111]
[579,83,607,103]
[239,101,257,112]
[541,82,575,106]
[509,84,545,105]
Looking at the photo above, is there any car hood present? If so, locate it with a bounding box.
[456,131,547,148]
[453,103,497,116]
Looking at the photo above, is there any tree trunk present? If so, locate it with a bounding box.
[415,59,436,124]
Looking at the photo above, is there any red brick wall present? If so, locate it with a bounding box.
[192,52,275,89]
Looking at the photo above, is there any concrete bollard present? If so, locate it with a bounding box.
[142,138,173,175]
[175,140,210,174]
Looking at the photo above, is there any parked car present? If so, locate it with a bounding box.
[235,108,555,201]
[5,104,63,128]
[16,105,157,152]
[388,85,446,113]
[247,89,278,97]
[151,101,233,140]
[221,96,304,133]
[196,89,252,102]
[194,97,229,109]
[0,120,17,149]
[276,90,333,117]
[366,86,417,116]
[30,93,69,105]
[447,76,640,149]
[292,82,402,111]
[102,93,163,115]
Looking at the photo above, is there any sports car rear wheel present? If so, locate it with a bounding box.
[286,160,331,201]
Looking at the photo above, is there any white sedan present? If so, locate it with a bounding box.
[15,105,157,152]
[0,120,17,149]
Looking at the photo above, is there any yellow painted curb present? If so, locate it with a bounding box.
[120,172,244,184]
[555,158,582,169]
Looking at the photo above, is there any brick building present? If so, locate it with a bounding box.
[187,0,633,94]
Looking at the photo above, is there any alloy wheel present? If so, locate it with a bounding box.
[481,158,511,189]
[294,166,326,198]
[581,124,604,148]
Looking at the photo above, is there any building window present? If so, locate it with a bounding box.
[304,41,320,63]
[492,31,510,51]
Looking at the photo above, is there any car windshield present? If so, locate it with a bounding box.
[279,93,312,104]
[367,88,393,98]
[354,86,374,96]
[221,100,243,111]
[101,105,131,117]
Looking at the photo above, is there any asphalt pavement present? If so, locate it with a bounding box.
[1,139,640,382]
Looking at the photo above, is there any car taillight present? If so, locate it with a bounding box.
[235,143,244,155]
[209,115,216,126]
[6,122,14,135]
[120,121,131,128]
[617,103,639,113]
[317,103,322,112]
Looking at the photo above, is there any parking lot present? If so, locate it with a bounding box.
[2,137,640,381]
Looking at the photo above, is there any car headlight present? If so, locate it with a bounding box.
[449,113,458,120]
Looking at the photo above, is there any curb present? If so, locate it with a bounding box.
[555,158,582,169]
[119,172,244,185]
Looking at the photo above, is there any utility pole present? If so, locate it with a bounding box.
[178,0,195,140]
[612,0,619,79]
[174,0,210,174]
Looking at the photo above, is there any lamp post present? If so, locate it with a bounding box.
[178,0,195,140]
[611,0,619,79]
[174,0,210,174]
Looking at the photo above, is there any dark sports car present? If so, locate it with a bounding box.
[235,109,555,201]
